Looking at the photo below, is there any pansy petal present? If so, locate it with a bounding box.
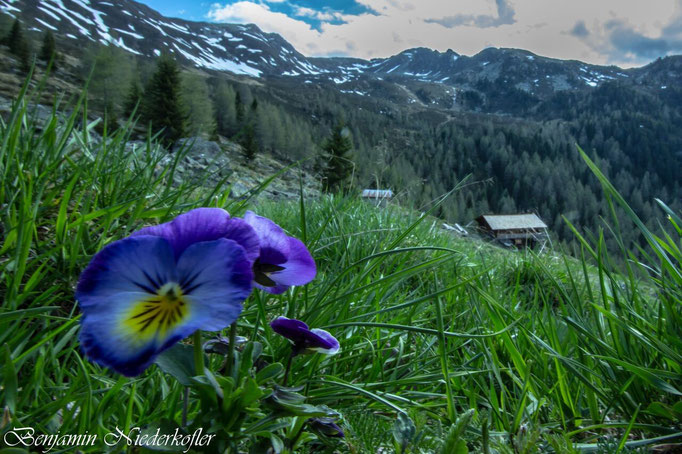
[79,292,196,376]
[76,236,194,375]
[308,328,340,354]
[254,282,290,294]
[223,217,260,263]
[176,238,254,331]
[270,316,310,343]
[269,237,317,287]
[76,236,176,305]
[244,211,290,264]
[133,208,233,259]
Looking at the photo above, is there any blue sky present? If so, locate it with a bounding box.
[137,0,682,67]
[140,0,372,27]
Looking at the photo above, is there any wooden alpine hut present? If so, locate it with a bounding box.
[476,213,548,248]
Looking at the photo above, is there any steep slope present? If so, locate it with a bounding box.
[1,0,322,76]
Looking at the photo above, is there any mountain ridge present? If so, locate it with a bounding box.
[2,0,681,99]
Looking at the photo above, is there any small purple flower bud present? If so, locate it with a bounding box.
[309,417,345,438]
[270,316,340,356]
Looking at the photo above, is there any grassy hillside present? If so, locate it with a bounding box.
[1,81,681,453]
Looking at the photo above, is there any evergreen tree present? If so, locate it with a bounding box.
[84,44,133,116]
[2,18,21,51]
[321,122,354,193]
[235,91,245,125]
[3,18,31,72]
[39,29,56,68]
[181,72,215,137]
[241,123,258,160]
[213,79,237,137]
[241,98,260,160]
[123,78,142,118]
[142,54,185,146]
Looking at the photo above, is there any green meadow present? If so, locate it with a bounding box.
[1,80,681,453]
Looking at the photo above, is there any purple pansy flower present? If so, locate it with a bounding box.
[76,208,257,376]
[270,316,339,355]
[243,211,316,294]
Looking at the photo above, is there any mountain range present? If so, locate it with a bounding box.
[2,0,681,113]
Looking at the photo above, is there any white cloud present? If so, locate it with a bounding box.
[294,6,341,22]
[207,0,682,66]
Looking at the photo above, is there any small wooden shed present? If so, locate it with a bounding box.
[476,213,548,248]
[361,189,394,206]
[361,189,394,199]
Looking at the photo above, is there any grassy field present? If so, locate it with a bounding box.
[1,80,681,453]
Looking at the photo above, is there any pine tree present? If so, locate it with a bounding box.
[39,29,56,68]
[321,122,354,193]
[213,80,237,137]
[85,44,133,116]
[2,18,21,51]
[241,98,260,160]
[142,54,185,146]
[241,123,258,160]
[3,19,31,72]
[123,78,142,118]
[181,72,215,137]
[235,91,245,125]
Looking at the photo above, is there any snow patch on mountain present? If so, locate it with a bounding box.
[36,18,58,30]
[1,1,19,13]
[114,28,143,40]
[8,0,646,94]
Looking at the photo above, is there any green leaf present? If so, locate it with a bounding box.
[255,363,284,384]
[265,386,337,417]
[645,402,674,420]
[673,401,682,419]
[239,378,264,408]
[596,356,682,396]
[270,434,284,454]
[0,307,59,323]
[453,439,469,454]
[453,409,474,438]
[2,344,17,413]
[56,171,80,244]
[238,342,261,379]
[154,343,196,386]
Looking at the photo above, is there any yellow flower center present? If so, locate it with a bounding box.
[125,282,189,339]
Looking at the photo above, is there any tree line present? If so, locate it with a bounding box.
[1,17,59,72]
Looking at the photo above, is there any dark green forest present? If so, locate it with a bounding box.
[70,46,682,252]
[2,18,680,253]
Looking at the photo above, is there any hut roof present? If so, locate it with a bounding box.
[361,189,394,199]
[477,214,547,231]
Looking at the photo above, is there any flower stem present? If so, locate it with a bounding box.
[182,387,189,427]
[282,349,294,387]
[193,331,204,375]
[225,322,237,378]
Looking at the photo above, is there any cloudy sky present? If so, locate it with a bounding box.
[139,0,682,67]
